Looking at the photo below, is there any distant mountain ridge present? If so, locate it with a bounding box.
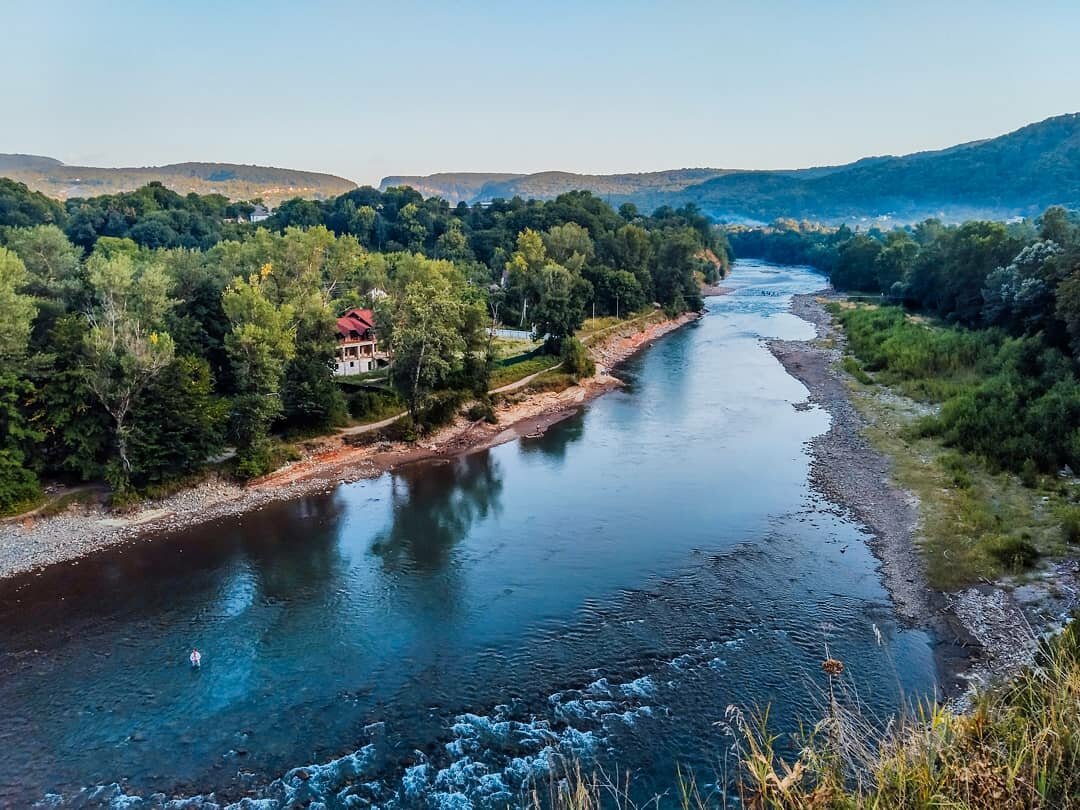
[0,155,357,204]
[380,113,1080,223]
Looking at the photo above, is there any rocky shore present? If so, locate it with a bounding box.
[769,291,1078,700]
[0,310,699,583]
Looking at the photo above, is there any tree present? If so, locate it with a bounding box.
[0,178,65,229]
[0,248,38,355]
[874,231,918,295]
[542,223,594,272]
[527,263,592,351]
[0,247,41,511]
[1058,271,1080,357]
[222,265,296,476]
[82,252,176,488]
[382,275,466,418]
[831,235,883,292]
[126,355,228,486]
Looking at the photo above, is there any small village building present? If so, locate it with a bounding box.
[335,307,384,375]
[250,204,271,223]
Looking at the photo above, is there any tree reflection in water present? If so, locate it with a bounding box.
[372,451,505,573]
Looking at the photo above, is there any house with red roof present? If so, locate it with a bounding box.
[335,308,385,375]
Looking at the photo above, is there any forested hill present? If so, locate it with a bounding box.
[0,154,357,204]
[381,113,1080,223]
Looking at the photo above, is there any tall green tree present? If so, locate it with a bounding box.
[382,276,464,417]
[82,252,176,488]
[0,247,43,511]
[222,265,296,476]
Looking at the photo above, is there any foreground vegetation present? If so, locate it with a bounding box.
[532,622,1080,809]
[0,178,729,511]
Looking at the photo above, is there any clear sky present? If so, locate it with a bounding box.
[5,0,1080,185]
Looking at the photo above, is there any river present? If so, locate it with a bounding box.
[0,261,936,808]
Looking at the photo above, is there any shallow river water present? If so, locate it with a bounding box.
[0,261,936,808]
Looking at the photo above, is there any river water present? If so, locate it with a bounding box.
[0,261,936,808]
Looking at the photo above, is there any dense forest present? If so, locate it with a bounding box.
[728,208,1080,476]
[0,177,729,511]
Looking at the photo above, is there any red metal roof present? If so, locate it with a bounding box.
[336,308,376,340]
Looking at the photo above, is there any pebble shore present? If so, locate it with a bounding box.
[768,290,1079,699]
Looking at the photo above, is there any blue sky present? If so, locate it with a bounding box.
[5,1,1080,185]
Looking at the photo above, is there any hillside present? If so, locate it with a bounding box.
[378,172,525,203]
[380,113,1080,222]
[380,168,731,207]
[0,155,357,204]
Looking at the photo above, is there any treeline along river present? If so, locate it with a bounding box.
[0,261,936,808]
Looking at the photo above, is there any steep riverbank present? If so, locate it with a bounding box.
[769,291,1078,699]
[0,311,699,582]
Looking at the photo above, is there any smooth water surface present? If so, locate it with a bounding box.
[0,262,936,807]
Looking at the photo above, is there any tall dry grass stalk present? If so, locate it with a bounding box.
[536,622,1078,809]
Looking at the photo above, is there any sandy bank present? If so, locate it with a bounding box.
[0,311,699,583]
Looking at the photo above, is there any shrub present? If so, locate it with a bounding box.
[417,390,466,434]
[346,389,403,422]
[1061,506,1080,545]
[233,440,299,480]
[939,451,973,489]
[0,449,42,515]
[1020,458,1040,488]
[465,401,497,424]
[560,337,595,378]
[986,534,1040,571]
[841,355,874,385]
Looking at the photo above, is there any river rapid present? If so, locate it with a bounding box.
[0,261,936,808]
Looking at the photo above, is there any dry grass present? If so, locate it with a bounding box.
[733,621,1080,809]
[535,624,1080,809]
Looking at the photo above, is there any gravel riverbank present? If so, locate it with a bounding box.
[770,291,1078,700]
[769,291,984,695]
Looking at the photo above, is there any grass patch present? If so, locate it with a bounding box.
[848,353,1074,589]
[841,355,874,385]
[522,371,578,394]
[489,355,560,388]
[37,488,101,517]
[853,382,1071,588]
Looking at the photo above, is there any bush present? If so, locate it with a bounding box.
[465,401,497,423]
[416,390,467,434]
[1020,458,1040,488]
[1061,506,1080,545]
[939,451,973,489]
[234,440,300,480]
[560,337,595,378]
[841,355,874,385]
[346,388,403,422]
[986,534,1040,571]
[836,305,1080,476]
[0,449,42,515]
